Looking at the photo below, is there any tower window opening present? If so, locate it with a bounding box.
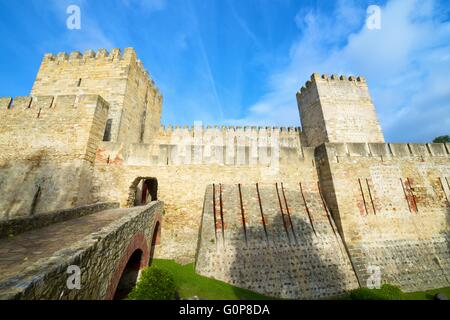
[103,119,113,142]
[77,78,82,87]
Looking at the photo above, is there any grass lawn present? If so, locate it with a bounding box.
[152,259,275,300]
[402,286,450,300]
[151,259,449,300]
[335,284,450,300]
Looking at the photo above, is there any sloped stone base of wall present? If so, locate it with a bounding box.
[195,183,359,299]
[348,234,450,292]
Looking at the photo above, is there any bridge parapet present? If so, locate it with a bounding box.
[0,202,119,238]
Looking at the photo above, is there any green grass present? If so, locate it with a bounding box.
[150,259,450,300]
[402,286,450,300]
[127,267,177,300]
[152,259,275,300]
[339,284,450,300]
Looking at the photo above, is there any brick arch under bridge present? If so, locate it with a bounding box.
[0,202,163,300]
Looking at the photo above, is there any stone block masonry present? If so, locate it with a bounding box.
[0,94,109,219]
[195,183,359,299]
[316,142,450,291]
[91,146,318,264]
[297,74,384,148]
[31,48,162,146]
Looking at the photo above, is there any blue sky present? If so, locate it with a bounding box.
[0,0,449,142]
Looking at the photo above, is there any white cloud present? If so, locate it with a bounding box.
[228,0,450,142]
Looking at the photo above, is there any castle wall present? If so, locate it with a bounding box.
[297,74,385,148]
[195,183,359,299]
[31,49,162,145]
[316,142,450,291]
[91,130,315,263]
[0,95,109,220]
[3,46,449,296]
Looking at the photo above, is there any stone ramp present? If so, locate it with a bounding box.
[196,183,359,299]
[0,202,163,300]
[0,208,129,283]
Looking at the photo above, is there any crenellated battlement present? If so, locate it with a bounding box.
[32,48,163,144]
[320,142,450,160]
[159,124,301,135]
[152,124,303,157]
[43,48,125,62]
[296,72,384,148]
[0,95,110,112]
[40,48,161,98]
[296,73,367,101]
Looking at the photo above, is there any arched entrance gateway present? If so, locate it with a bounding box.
[127,177,158,207]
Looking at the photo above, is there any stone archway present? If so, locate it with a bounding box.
[104,232,149,300]
[127,177,158,207]
[113,249,143,300]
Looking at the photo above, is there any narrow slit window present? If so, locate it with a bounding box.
[77,78,82,87]
[103,119,113,141]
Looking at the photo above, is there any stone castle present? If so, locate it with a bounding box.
[0,48,449,299]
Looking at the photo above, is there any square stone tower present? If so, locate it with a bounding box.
[296,73,384,148]
[31,48,162,145]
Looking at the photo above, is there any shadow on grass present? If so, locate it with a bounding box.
[152,259,276,300]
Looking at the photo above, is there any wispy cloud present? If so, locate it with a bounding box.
[121,0,166,12]
[227,0,262,49]
[227,0,450,142]
[187,0,224,120]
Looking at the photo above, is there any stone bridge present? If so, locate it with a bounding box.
[0,201,163,300]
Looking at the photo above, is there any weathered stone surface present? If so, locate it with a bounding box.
[0,202,119,238]
[316,143,450,292]
[0,94,109,219]
[195,183,359,299]
[296,74,385,148]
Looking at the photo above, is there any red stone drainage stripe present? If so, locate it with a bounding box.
[212,184,218,244]
[358,178,369,216]
[299,182,316,236]
[219,183,225,246]
[406,178,418,213]
[317,181,346,258]
[281,182,297,244]
[238,184,248,245]
[439,177,449,203]
[366,179,376,215]
[256,183,269,245]
[317,181,336,234]
[400,178,412,213]
[276,182,291,244]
